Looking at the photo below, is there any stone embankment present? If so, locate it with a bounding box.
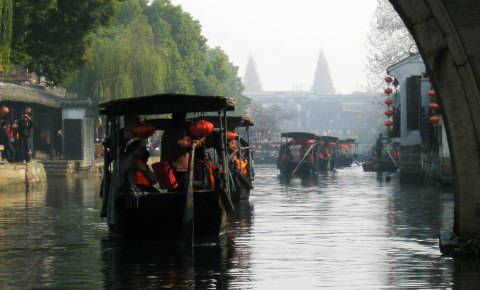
[0,161,47,191]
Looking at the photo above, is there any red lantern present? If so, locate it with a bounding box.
[384,87,393,95]
[428,103,440,111]
[428,89,436,98]
[25,107,32,114]
[226,130,237,140]
[429,116,441,125]
[189,120,214,137]
[348,144,353,148]
[384,109,393,117]
[306,140,315,146]
[329,142,336,147]
[340,144,346,149]
[131,122,156,138]
[384,120,393,127]
[384,99,393,106]
[1,105,9,115]
[384,76,393,83]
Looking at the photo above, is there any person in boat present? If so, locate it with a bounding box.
[227,137,248,176]
[276,142,293,169]
[160,113,194,191]
[375,133,384,159]
[193,146,215,190]
[133,144,158,192]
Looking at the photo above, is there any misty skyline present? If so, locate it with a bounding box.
[169,0,378,94]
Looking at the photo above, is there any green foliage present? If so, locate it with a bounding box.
[0,0,13,65]
[9,0,118,86]
[68,0,245,109]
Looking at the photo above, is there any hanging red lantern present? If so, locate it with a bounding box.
[189,119,214,137]
[428,103,440,111]
[384,109,393,117]
[384,120,393,127]
[428,89,436,98]
[329,142,336,147]
[24,107,32,114]
[384,76,393,83]
[348,143,353,148]
[429,116,441,125]
[340,144,346,149]
[131,122,156,138]
[384,99,393,106]
[1,105,9,115]
[384,87,393,95]
[306,140,315,146]
[226,130,237,140]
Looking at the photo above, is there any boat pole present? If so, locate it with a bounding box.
[179,143,197,247]
[218,111,234,212]
[290,143,317,176]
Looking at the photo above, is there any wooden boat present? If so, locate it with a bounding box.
[189,115,254,203]
[252,141,281,165]
[362,158,398,172]
[276,132,338,175]
[335,138,356,168]
[316,136,338,171]
[99,94,236,243]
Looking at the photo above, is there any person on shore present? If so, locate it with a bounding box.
[18,114,33,163]
[0,121,15,163]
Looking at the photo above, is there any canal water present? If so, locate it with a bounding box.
[1,165,479,289]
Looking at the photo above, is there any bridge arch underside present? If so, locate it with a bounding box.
[390,0,480,240]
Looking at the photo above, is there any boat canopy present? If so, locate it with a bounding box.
[99,94,236,116]
[281,132,319,140]
[188,115,254,130]
[338,138,356,144]
[317,135,339,142]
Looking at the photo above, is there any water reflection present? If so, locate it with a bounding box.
[100,201,254,289]
[1,165,480,288]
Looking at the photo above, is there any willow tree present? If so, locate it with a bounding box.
[0,0,13,67]
[69,0,245,114]
[68,15,168,101]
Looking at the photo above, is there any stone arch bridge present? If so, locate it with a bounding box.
[390,0,480,241]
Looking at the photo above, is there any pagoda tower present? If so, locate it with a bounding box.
[243,55,263,94]
[312,49,336,95]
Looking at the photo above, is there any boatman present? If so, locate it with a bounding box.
[375,133,384,159]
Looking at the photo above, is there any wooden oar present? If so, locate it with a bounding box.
[290,143,317,176]
[179,143,197,246]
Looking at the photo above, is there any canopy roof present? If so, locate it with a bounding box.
[281,132,319,140]
[189,115,254,130]
[338,138,356,144]
[99,94,235,115]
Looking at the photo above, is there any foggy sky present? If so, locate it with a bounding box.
[169,0,377,94]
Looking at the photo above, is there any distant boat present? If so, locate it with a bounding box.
[252,141,280,165]
[334,138,356,168]
[362,158,398,172]
[276,132,338,176]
